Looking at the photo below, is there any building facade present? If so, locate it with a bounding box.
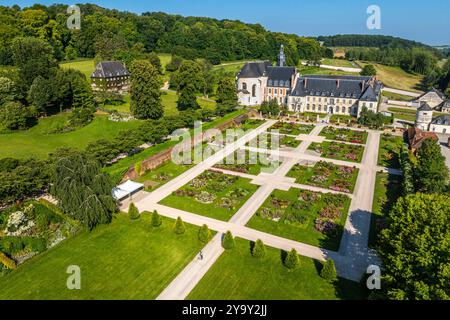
[415,102,450,134]
[413,88,446,109]
[91,61,131,93]
[237,46,382,117]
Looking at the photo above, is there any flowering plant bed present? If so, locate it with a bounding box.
[309,141,364,163]
[214,149,279,175]
[320,127,368,144]
[287,161,359,193]
[247,188,350,251]
[159,171,258,221]
[269,122,314,136]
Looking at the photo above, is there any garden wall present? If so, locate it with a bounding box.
[122,111,252,181]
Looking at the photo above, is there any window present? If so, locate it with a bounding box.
[342,107,346,113]
[268,88,272,94]
[336,106,340,113]
[275,89,278,95]
[307,105,310,111]
[312,105,316,111]
[242,83,247,90]
[252,84,257,97]
[318,106,321,112]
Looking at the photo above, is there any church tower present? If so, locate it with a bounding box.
[278,45,286,67]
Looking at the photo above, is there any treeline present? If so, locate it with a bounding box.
[0,3,328,66]
[318,34,437,51]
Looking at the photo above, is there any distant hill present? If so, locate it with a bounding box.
[317,35,433,50]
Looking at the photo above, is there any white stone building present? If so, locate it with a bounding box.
[415,102,450,134]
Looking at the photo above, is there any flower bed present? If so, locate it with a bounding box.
[378,134,404,169]
[269,122,314,136]
[320,127,368,144]
[214,150,279,175]
[309,141,365,163]
[287,161,359,193]
[247,188,351,251]
[159,171,258,221]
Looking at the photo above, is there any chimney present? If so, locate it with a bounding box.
[304,78,308,88]
[336,79,340,88]
[360,81,365,90]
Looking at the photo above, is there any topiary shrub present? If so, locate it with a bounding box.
[284,249,300,270]
[321,259,337,282]
[198,224,211,243]
[128,203,140,220]
[0,251,16,270]
[151,210,162,227]
[222,231,235,250]
[252,239,266,259]
[173,217,186,234]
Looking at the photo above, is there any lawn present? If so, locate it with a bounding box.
[358,61,423,93]
[287,161,359,194]
[297,65,356,76]
[0,114,142,159]
[369,173,402,248]
[0,214,207,300]
[320,127,368,144]
[269,122,314,136]
[60,59,95,80]
[329,114,357,124]
[159,171,259,221]
[247,188,351,251]
[135,161,193,191]
[378,134,404,169]
[382,91,413,102]
[321,58,356,68]
[309,141,365,163]
[188,238,365,300]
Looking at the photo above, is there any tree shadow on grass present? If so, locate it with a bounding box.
[318,224,344,252]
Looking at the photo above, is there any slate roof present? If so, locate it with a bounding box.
[291,75,379,101]
[91,61,130,79]
[418,102,433,112]
[237,61,271,78]
[438,99,450,110]
[431,115,450,125]
[416,87,446,101]
[267,66,296,88]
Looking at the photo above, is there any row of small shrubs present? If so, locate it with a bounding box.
[127,205,337,281]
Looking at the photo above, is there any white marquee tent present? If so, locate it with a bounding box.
[112,180,144,201]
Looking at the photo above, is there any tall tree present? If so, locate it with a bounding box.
[174,60,203,111]
[216,77,237,116]
[129,59,164,120]
[380,193,450,300]
[51,154,117,230]
[11,37,57,95]
[415,138,449,194]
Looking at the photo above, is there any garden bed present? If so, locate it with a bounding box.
[308,141,365,163]
[247,133,301,149]
[159,171,258,221]
[214,149,279,175]
[247,188,351,251]
[287,161,359,193]
[269,122,314,136]
[320,127,368,144]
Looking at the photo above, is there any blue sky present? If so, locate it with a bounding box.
[4,0,449,45]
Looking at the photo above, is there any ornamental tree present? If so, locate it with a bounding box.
[128,203,140,220]
[284,249,300,270]
[173,217,186,234]
[222,231,235,250]
[252,239,266,259]
[151,210,162,227]
[321,259,337,282]
[198,224,211,243]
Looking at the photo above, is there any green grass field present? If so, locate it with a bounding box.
[369,173,402,248]
[382,91,413,102]
[188,238,365,300]
[378,134,404,169]
[0,114,142,159]
[60,59,96,80]
[358,61,423,93]
[321,58,356,68]
[298,65,356,76]
[0,214,207,300]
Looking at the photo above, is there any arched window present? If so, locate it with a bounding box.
[252,84,257,97]
[342,107,346,114]
[336,106,340,113]
[242,83,247,91]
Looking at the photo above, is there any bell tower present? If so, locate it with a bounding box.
[278,45,286,67]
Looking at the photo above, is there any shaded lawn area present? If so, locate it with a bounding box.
[378,134,404,169]
[188,238,365,300]
[309,141,365,163]
[159,171,259,221]
[214,149,280,175]
[0,214,206,300]
[247,188,351,251]
[287,161,359,194]
[269,122,314,135]
[320,127,368,144]
[103,110,247,181]
[369,173,402,248]
[0,114,142,159]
